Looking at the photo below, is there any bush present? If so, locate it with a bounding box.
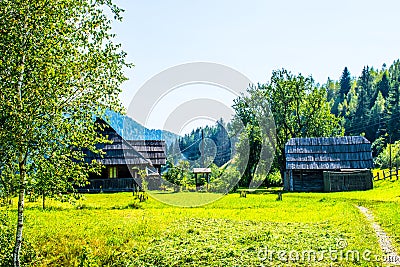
[0,212,37,267]
[374,141,400,168]
[0,212,14,267]
[265,170,282,187]
[209,166,240,193]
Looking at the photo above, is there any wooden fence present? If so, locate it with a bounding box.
[75,176,163,193]
[374,169,400,181]
[76,178,138,193]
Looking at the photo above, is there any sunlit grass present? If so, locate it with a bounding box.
[2,174,400,266]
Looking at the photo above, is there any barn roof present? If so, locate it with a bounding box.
[285,136,373,170]
[193,168,212,174]
[127,140,166,166]
[84,118,151,166]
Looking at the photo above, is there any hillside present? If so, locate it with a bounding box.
[105,110,180,146]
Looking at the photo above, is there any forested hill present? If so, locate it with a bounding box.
[326,60,400,156]
[107,59,400,167]
[175,59,400,169]
[105,111,180,146]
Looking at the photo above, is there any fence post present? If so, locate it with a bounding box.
[377,172,380,180]
[397,165,399,181]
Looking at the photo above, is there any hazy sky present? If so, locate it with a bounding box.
[111,0,400,133]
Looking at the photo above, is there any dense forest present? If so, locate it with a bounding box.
[326,61,400,157]
[166,119,231,167]
[165,60,400,187]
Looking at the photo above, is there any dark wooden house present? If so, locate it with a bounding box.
[78,118,166,192]
[127,140,166,174]
[284,136,374,192]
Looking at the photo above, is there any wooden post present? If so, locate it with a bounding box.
[195,173,198,191]
[377,172,380,180]
[206,173,209,191]
[276,191,282,201]
[389,135,392,171]
[397,165,399,180]
[201,128,204,169]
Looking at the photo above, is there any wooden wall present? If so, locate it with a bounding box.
[292,170,325,192]
[284,169,373,192]
[323,170,373,192]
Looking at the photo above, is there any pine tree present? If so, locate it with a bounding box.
[370,91,386,140]
[352,66,373,139]
[325,77,337,103]
[331,67,351,116]
[386,61,400,140]
[340,67,352,95]
[378,71,390,98]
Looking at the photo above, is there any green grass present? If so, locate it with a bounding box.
[1,178,400,266]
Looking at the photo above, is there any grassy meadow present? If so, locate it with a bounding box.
[1,179,400,266]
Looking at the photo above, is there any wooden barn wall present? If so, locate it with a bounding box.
[323,171,373,192]
[287,170,373,192]
[292,170,325,192]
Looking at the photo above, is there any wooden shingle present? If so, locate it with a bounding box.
[285,136,373,170]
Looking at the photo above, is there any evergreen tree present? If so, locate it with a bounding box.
[325,77,337,103]
[377,71,390,98]
[338,98,349,117]
[386,61,400,140]
[339,67,352,95]
[352,66,373,139]
[332,67,351,116]
[370,91,386,140]
[346,86,358,117]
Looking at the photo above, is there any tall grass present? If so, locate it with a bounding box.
[1,178,399,266]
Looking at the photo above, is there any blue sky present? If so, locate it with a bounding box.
[111,0,400,133]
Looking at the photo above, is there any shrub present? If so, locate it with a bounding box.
[265,170,282,187]
[0,212,36,267]
[210,166,240,193]
[0,212,14,267]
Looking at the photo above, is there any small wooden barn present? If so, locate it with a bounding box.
[284,136,374,192]
[78,118,166,192]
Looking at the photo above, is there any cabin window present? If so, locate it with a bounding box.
[108,166,117,179]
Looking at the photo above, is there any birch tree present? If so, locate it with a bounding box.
[0,1,129,266]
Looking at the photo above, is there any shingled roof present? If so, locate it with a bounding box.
[84,118,151,166]
[285,136,373,170]
[127,140,166,166]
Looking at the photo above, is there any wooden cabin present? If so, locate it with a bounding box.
[284,136,374,192]
[128,140,166,174]
[78,118,166,193]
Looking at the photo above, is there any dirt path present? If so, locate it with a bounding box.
[357,206,400,265]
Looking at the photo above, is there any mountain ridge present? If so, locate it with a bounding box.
[105,111,180,146]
